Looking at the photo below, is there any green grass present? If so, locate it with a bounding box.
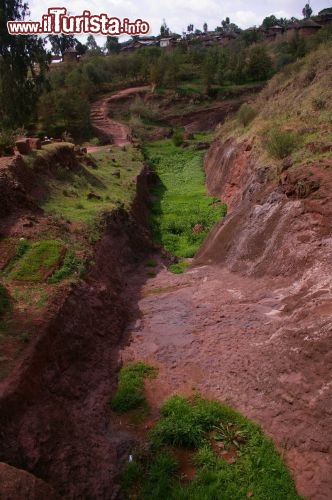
[2,238,29,276]
[43,147,143,224]
[10,240,63,282]
[122,394,301,500]
[169,261,190,274]
[48,250,85,283]
[146,138,227,258]
[111,362,158,413]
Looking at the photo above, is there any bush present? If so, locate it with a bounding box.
[264,128,299,159]
[237,103,257,127]
[0,129,16,156]
[172,129,184,147]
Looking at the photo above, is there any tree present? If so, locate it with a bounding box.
[86,34,102,55]
[203,22,208,33]
[302,3,312,18]
[0,0,49,127]
[247,45,273,81]
[105,36,119,54]
[221,17,240,33]
[48,34,76,56]
[160,19,170,37]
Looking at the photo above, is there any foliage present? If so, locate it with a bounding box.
[48,250,84,283]
[0,0,49,128]
[10,240,63,282]
[168,261,190,274]
[264,128,300,159]
[237,104,257,127]
[247,45,273,81]
[0,129,16,155]
[172,129,184,146]
[48,34,77,56]
[124,394,301,499]
[110,362,158,413]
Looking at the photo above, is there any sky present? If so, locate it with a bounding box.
[28,0,332,43]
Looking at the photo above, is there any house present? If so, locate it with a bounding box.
[160,37,174,48]
[63,47,79,63]
[286,19,321,40]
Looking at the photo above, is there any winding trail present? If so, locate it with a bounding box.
[90,86,150,146]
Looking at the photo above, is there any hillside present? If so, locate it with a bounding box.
[0,37,331,500]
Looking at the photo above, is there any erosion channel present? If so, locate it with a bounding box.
[0,83,331,500]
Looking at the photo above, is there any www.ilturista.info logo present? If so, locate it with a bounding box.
[7,8,150,35]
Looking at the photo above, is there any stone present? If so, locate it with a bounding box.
[15,139,31,155]
[27,137,41,150]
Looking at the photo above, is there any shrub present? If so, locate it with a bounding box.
[0,129,16,156]
[237,103,257,127]
[264,128,299,159]
[172,129,184,147]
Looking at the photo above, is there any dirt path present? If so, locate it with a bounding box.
[90,86,150,146]
[120,259,332,499]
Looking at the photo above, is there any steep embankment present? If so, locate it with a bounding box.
[0,140,155,497]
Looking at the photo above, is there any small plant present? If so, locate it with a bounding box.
[169,261,190,274]
[172,129,184,147]
[212,421,247,449]
[237,103,257,127]
[111,362,158,413]
[48,250,85,283]
[312,97,326,111]
[264,128,300,159]
[145,258,157,267]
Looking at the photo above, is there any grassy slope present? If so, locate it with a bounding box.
[0,143,144,380]
[43,146,143,224]
[219,42,332,169]
[146,136,227,258]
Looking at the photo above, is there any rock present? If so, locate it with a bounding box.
[87,192,101,200]
[281,156,293,172]
[192,223,204,234]
[15,139,31,155]
[27,138,41,150]
[0,462,60,499]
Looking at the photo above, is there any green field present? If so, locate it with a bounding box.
[146,137,226,258]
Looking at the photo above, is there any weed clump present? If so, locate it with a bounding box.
[111,362,158,413]
[237,103,257,127]
[264,128,300,159]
